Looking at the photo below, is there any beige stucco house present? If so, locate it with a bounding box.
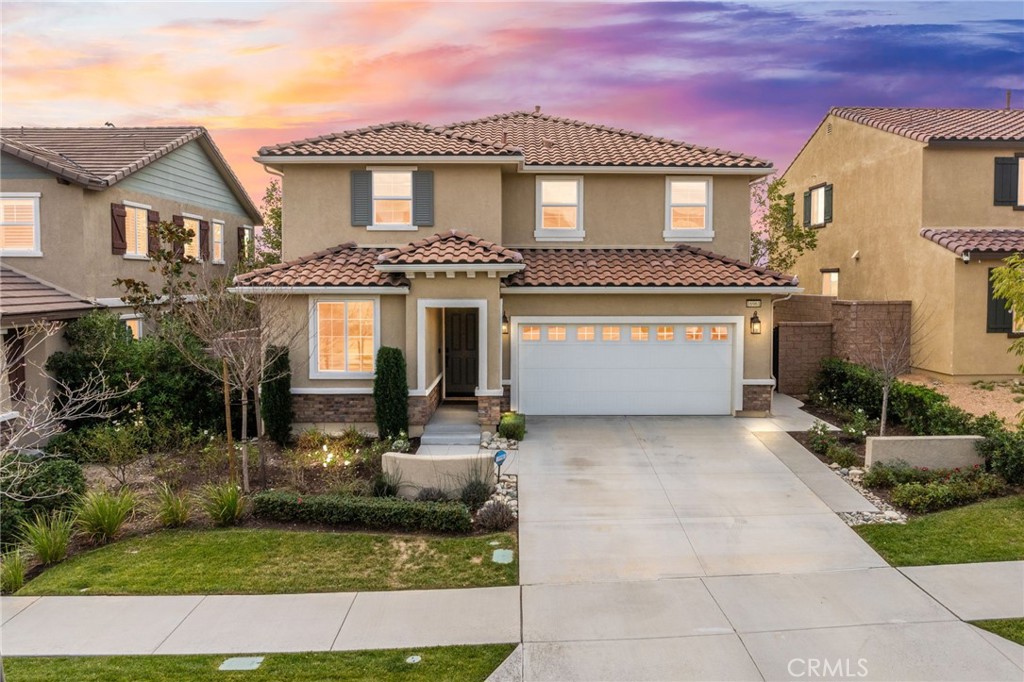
[235,110,800,434]
[0,126,261,420]
[782,107,1024,380]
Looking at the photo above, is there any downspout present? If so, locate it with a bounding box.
[769,292,796,412]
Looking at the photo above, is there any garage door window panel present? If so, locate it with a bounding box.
[602,326,621,341]
[631,326,649,341]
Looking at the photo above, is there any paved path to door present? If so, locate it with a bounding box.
[514,415,1023,681]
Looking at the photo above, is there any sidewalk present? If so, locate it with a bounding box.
[1,586,521,656]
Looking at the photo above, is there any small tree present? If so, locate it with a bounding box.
[373,347,408,440]
[239,179,283,272]
[992,253,1024,377]
[750,176,818,273]
[114,220,198,321]
[261,346,293,447]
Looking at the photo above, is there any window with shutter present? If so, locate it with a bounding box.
[823,184,834,223]
[211,221,225,263]
[123,204,149,257]
[807,185,830,227]
[182,216,201,260]
[412,170,434,226]
[147,210,161,254]
[351,170,372,226]
[110,203,127,255]
[199,220,211,262]
[993,157,1019,206]
[1,194,41,255]
[802,191,811,226]
[368,170,414,230]
[987,268,1013,333]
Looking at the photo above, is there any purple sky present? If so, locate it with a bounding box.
[3,1,1022,198]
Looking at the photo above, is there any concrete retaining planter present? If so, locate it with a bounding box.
[865,435,985,469]
[382,451,496,500]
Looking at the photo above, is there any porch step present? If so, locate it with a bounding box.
[420,403,481,446]
[420,431,482,446]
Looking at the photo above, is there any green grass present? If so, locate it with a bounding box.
[972,618,1024,646]
[2,645,516,682]
[855,495,1024,566]
[17,529,517,596]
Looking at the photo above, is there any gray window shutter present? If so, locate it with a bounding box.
[412,170,434,226]
[994,158,1018,206]
[988,268,1013,333]
[823,184,834,223]
[351,170,372,226]
[802,191,811,226]
[111,203,127,254]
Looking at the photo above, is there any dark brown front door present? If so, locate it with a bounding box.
[445,309,478,397]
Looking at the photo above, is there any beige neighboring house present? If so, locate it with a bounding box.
[234,110,800,435]
[782,107,1024,380]
[0,126,262,423]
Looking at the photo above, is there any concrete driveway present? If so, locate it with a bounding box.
[514,416,1023,681]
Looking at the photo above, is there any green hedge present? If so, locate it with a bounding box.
[373,347,408,440]
[251,491,473,534]
[261,346,293,447]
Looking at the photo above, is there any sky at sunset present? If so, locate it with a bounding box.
[2,1,1022,205]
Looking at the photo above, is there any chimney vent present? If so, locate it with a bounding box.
[1007,89,1012,110]
[534,105,541,114]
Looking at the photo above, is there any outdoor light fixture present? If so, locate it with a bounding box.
[501,311,510,335]
[750,311,762,335]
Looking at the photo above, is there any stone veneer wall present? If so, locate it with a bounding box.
[742,385,773,413]
[477,396,502,427]
[292,380,442,429]
[777,322,833,395]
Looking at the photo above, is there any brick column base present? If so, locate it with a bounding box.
[477,396,502,427]
[741,385,773,414]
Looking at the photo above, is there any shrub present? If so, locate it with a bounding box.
[862,460,952,489]
[415,487,449,502]
[890,382,948,434]
[840,409,872,444]
[498,412,526,441]
[977,430,1024,486]
[373,346,409,439]
[475,500,516,531]
[261,346,293,447]
[252,491,473,534]
[58,419,149,485]
[76,489,137,544]
[152,483,191,528]
[200,483,247,526]
[826,443,860,468]
[20,511,75,565]
[389,431,412,453]
[372,470,403,498]
[0,456,84,549]
[890,474,1007,514]
[806,420,839,455]
[922,402,976,436]
[1,550,26,594]
[460,480,492,512]
[811,358,885,419]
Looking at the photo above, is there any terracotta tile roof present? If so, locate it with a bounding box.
[920,228,1024,256]
[258,122,519,157]
[831,107,1024,143]
[0,267,97,322]
[443,110,771,168]
[505,245,796,288]
[377,230,523,266]
[0,126,261,220]
[233,244,407,288]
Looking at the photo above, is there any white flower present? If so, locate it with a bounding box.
[344,460,351,467]
[322,444,328,452]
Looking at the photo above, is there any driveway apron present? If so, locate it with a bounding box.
[517,416,1023,681]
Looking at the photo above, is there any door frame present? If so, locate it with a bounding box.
[443,308,480,399]
[416,299,490,397]
[509,315,745,414]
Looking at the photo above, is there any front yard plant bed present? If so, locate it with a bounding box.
[2,644,517,682]
[854,495,1024,566]
[252,491,473,534]
[16,528,517,596]
[972,618,1024,646]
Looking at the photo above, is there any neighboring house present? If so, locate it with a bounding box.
[234,110,799,434]
[782,107,1024,380]
[0,126,262,421]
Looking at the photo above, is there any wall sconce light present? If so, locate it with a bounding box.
[501,311,510,335]
[750,311,762,335]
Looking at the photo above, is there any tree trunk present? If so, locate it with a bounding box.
[254,386,267,489]
[240,392,251,493]
[880,383,891,437]
[223,359,235,484]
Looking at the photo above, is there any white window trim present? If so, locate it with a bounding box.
[535,175,585,242]
[0,192,42,257]
[308,296,381,380]
[809,186,827,227]
[368,167,416,231]
[664,176,714,242]
[211,219,226,264]
[122,202,151,260]
[1017,158,1023,209]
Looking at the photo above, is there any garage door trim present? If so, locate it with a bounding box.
[509,315,745,415]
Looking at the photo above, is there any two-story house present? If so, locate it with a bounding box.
[782,107,1024,380]
[234,110,799,434]
[0,126,262,416]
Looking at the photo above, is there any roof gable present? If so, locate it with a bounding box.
[830,107,1024,143]
[377,230,523,266]
[920,228,1024,256]
[234,244,407,288]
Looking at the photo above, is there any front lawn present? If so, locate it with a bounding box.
[854,495,1024,566]
[17,528,517,596]
[973,618,1024,646]
[2,645,516,682]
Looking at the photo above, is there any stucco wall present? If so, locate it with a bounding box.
[280,164,504,259]
[922,146,1024,228]
[952,260,1022,377]
[500,172,754,260]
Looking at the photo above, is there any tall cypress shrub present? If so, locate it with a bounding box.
[373,346,408,439]
[261,346,293,447]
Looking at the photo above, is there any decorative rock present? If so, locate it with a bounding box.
[829,462,841,470]
[481,431,492,441]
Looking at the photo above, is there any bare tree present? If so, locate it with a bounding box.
[1,321,140,502]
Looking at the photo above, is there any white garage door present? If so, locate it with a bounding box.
[516,322,735,416]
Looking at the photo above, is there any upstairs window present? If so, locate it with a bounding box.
[124,204,149,257]
[665,178,713,241]
[372,170,413,227]
[0,193,41,256]
[803,184,833,227]
[535,177,584,241]
[212,221,225,264]
[182,216,201,260]
[993,156,1023,208]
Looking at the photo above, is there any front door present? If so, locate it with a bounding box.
[445,309,478,397]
